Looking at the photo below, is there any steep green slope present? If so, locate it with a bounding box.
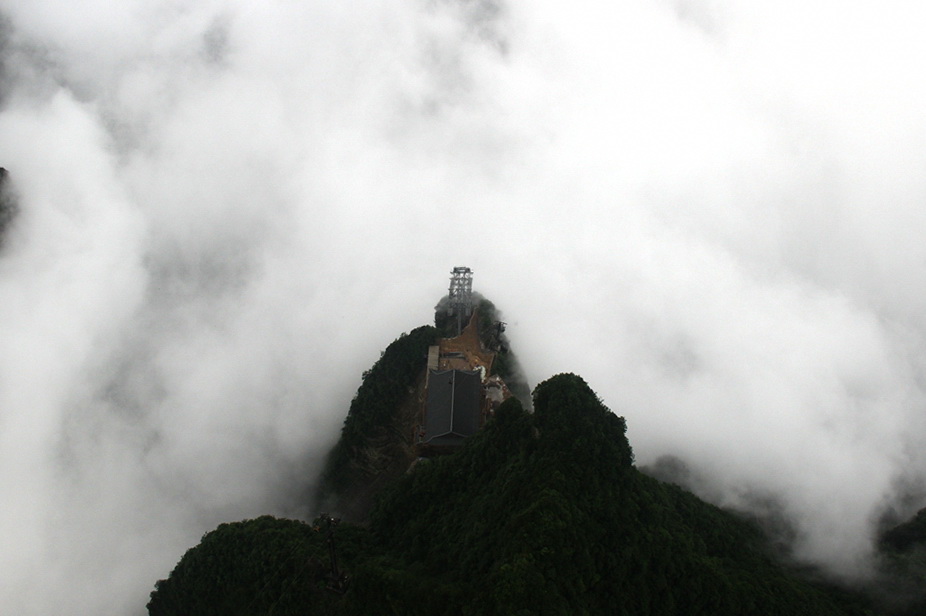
[362,374,867,616]
[874,508,926,615]
[148,516,330,616]
[314,325,439,520]
[150,374,871,615]
[881,508,926,552]
[315,296,529,521]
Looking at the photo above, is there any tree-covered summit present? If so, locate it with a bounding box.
[149,373,872,615]
[314,293,530,521]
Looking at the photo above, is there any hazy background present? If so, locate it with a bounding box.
[2,1,926,613]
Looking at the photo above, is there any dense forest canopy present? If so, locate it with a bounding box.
[314,324,439,519]
[149,373,889,615]
[315,295,532,522]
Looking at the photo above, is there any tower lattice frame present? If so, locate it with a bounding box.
[448,266,474,334]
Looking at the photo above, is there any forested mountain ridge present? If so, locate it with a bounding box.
[315,295,529,522]
[314,324,440,521]
[148,365,880,614]
[874,508,926,615]
[146,293,926,615]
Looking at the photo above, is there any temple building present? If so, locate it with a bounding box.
[420,369,482,449]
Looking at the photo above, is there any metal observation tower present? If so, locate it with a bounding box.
[448,266,474,335]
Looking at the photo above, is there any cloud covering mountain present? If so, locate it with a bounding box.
[2,1,926,613]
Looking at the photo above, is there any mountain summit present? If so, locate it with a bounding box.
[147,276,894,615]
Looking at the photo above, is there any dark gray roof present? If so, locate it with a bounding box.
[424,369,481,446]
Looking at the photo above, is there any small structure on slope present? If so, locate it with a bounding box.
[420,369,482,449]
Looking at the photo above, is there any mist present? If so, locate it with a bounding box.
[2,1,926,612]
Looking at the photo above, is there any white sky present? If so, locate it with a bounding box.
[2,1,926,612]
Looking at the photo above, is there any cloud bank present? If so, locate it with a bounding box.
[2,0,926,612]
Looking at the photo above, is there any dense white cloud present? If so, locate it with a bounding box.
[1,0,926,611]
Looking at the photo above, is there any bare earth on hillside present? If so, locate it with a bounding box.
[438,311,495,374]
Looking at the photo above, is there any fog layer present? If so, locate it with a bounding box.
[2,1,926,612]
